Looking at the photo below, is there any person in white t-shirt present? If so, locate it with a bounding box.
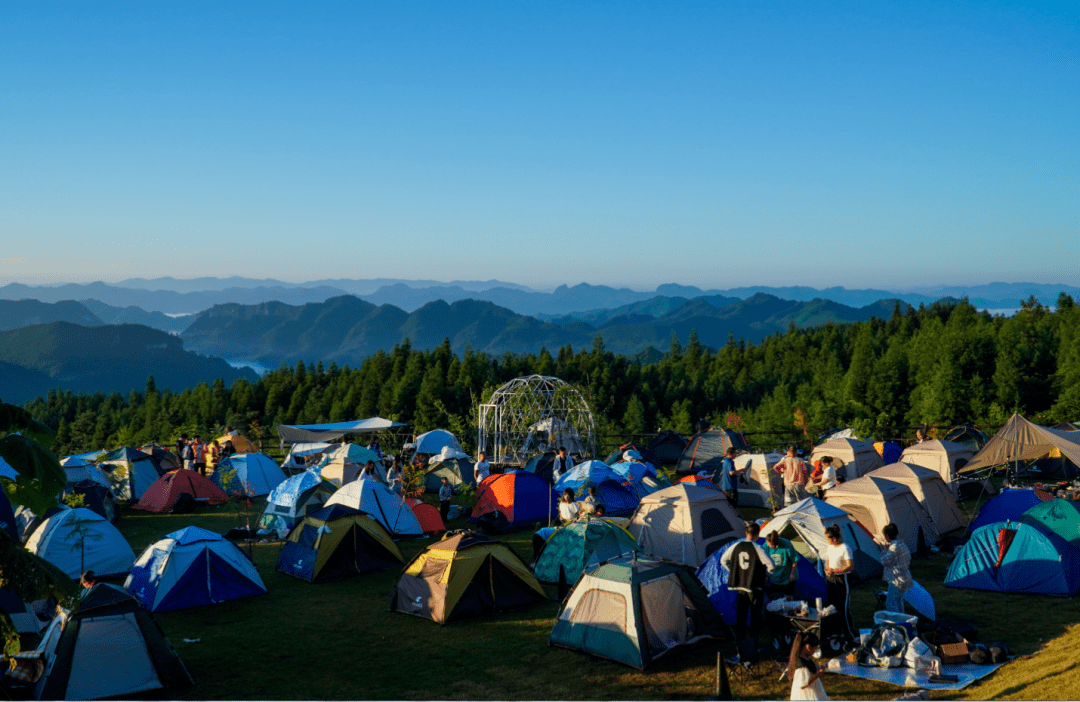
[473,452,491,483]
[558,488,580,523]
[814,456,838,496]
[823,525,856,644]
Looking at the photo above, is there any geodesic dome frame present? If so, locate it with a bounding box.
[478,375,596,465]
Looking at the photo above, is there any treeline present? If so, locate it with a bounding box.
[22,295,1080,457]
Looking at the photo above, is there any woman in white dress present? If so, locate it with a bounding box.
[788,632,828,700]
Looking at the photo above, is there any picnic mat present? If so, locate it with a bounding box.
[827,660,1005,690]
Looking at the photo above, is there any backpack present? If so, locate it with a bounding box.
[857,624,909,668]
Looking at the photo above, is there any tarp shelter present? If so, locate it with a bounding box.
[277,505,403,582]
[810,438,884,482]
[900,439,992,499]
[604,443,663,470]
[696,537,827,628]
[404,497,446,533]
[317,457,362,487]
[627,484,744,567]
[139,444,181,473]
[390,531,546,624]
[258,471,336,538]
[759,497,883,581]
[26,507,135,578]
[470,472,558,526]
[868,463,967,535]
[213,453,286,496]
[213,434,258,456]
[943,424,990,452]
[276,417,408,444]
[969,489,1051,532]
[63,479,119,524]
[125,527,267,611]
[325,480,424,539]
[648,429,688,464]
[1021,499,1080,552]
[945,521,1080,596]
[676,430,750,476]
[282,441,333,470]
[732,452,785,508]
[549,557,728,668]
[133,470,229,514]
[32,583,193,700]
[873,441,903,465]
[962,414,1080,475]
[533,516,641,584]
[824,475,939,551]
[555,460,640,516]
[425,448,475,493]
[99,446,161,501]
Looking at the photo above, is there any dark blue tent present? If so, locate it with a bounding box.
[969,489,1048,532]
[945,520,1080,596]
[696,537,827,626]
[0,490,16,541]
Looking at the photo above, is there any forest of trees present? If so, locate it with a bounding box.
[20,295,1080,458]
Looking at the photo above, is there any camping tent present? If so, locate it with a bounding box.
[61,458,113,491]
[676,475,722,491]
[470,472,558,526]
[425,448,475,493]
[533,516,642,584]
[212,434,258,456]
[696,537,827,628]
[98,446,161,501]
[134,471,229,513]
[404,497,446,533]
[604,443,663,470]
[317,457,362,487]
[868,463,967,535]
[319,443,383,468]
[732,452,785,508]
[212,453,287,496]
[969,489,1051,532]
[324,480,424,539]
[62,479,119,524]
[281,441,333,470]
[1020,499,1080,552]
[277,505,404,582]
[647,429,688,465]
[810,438,884,482]
[125,527,267,611]
[32,583,193,700]
[411,429,464,460]
[390,531,546,624]
[26,507,135,578]
[759,497,883,581]
[943,424,990,452]
[627,484,744,567]
[611,461,670,499]
[900,439,991,498]
[872,441,903,465]
[945,521,1080,596]
[139,444,181,473]
[0,588,44,634]
[258,471,336,538]
[549,557,728,668]
[824,475,940,551]
[523,450,559,483]
[554,460,640,516]
[676,430,750,476]
[962,414,1080,475]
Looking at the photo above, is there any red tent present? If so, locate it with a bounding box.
[404,498,445,533]
[133,470,229,513]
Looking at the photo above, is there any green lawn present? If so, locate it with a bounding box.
[106,500,1080,701]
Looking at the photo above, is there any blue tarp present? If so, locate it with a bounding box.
[969,489,1047,532]
[945,520,1080,595]
[696,537,827,627]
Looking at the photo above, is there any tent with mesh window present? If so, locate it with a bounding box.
[627,484,743,567]
[945,520,1080,595]
[549,556,729,668]
[533,515,641,584]
[676,430,750,476]
[277,505,404,582]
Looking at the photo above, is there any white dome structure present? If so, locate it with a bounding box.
[477,375,595,465]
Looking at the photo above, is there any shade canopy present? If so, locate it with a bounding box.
[961,414,1080,473]
[276,417,408,444]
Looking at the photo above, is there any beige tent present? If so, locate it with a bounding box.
[899,439,994,499]
[961,414,1080,473]
[627,484,744,567]
[759,497,883,581]
[732,452,784,509]
[825,475,939,551]
[810,438,883,482]
[867,463,967,535]
[319,457,361,487]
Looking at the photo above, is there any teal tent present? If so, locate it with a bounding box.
[533,516,641,584]
[1020,499,1080,552]
[945,520,1080,596]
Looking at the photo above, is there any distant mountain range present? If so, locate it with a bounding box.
[0,322,257,405]
[3,278,1076,318]
[179,293,908,367]
[0,299,190,335]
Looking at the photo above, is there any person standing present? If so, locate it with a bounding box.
[181,439,195,471]
[823,525,856,645]
[175,435,188,466]
[208,440,222,470]
[192,436,207,476]
[880,523,913,613]
[775,446,809,507]
[763,530,800,599]
[717,447,744,504]
[438,477,453,523]
[788,633,829,700]
[721,522,775,662]
[812,456,837,497]
[552,447,574,482]
[474,451,491,484]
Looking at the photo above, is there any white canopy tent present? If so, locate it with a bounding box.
[275,418,408,444]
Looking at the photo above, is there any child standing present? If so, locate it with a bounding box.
[439,477,453,522]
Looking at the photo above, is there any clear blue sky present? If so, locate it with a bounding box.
[2,1,1077,291]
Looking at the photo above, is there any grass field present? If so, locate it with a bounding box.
[102,499,1080,701]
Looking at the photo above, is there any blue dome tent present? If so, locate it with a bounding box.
[213,453,287,496]
[969,489,1049,532]
[945,520,1080,596]
[554,460,639,516]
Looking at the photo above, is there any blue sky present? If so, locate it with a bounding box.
[2,1,1077,291]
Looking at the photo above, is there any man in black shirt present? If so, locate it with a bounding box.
[720,522,775,661]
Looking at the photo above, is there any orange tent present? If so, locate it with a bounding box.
[405,498,445,533]
[134,470,229,513]
[470,472,558,525]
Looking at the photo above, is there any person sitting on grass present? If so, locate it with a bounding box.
[558,488,580,523]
